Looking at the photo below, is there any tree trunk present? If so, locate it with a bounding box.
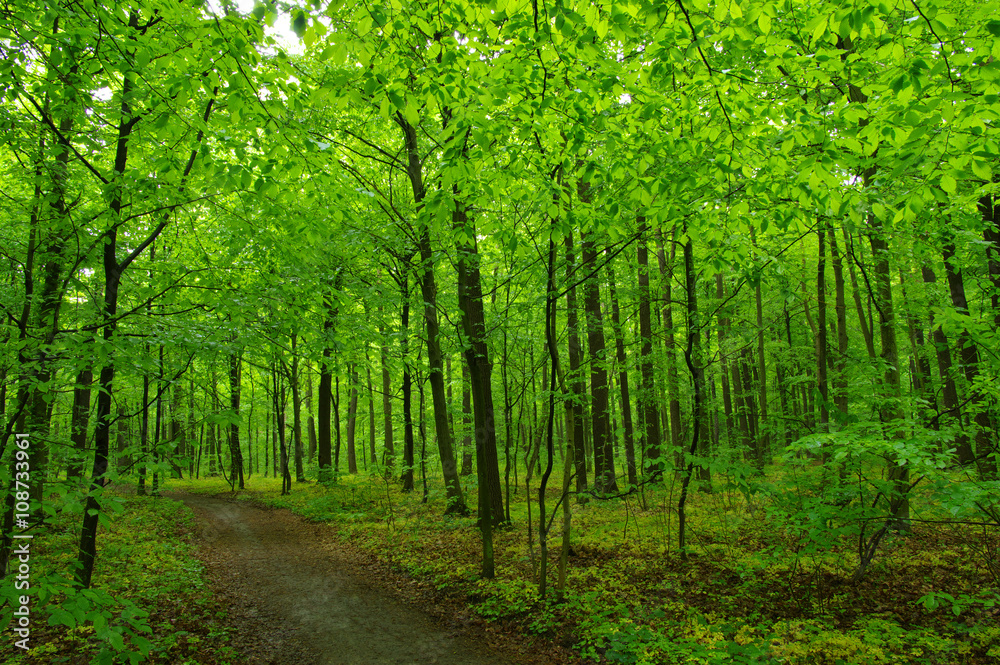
[290,336,305,482]
[66,368,93,480]
[844,228,877,360]
[400,116,468,512]
[461,362,473,476]
[307,372,317,463]
[454,199,504,531]
[829,227,850,425]
[564,231,589,497]
[605,250,637,487]
[656,229,684,466]
[229,347,245,489]
[367,350,377,465]
[942,236,997,479]
[581,229,617,494]
[381,313,395,470]
[636,220,662,479]
[678,232,707,555]
[752,230,770,459]
[715,274,736,444]
[401,274,415,492]
[868,215,909,526]
[922,266,971,460]
[817,223,830,432]
[346,363,359,474]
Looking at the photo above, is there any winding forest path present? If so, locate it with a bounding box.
[173,492,525,665]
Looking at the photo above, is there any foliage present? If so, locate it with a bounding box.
[0,491,243,665]
[169,466,999,664]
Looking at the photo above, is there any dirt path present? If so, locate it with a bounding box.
[174,492,525,665]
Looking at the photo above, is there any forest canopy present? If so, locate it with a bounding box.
[1,0,999,662]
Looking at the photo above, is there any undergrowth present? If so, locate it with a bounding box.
[0,488,243,665]
[169,459,1000,664]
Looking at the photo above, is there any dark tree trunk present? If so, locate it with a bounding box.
[678,232,707,556]
[715,274,735,443]
[636,220,662,479]
[454,200,504,529]
[347,363,359,474]
[656,230,683,466]
[829,228,850,425]
[581,229,617,494]
[922,266,971,460]
[605,250,637,487]
[380,312,394,470]
[400,116,468,512]
[66,368,93,480]
[401,274,415,492]
[564,231,589,496]
[461,363,473,476]
[942,237,997,479]
[228,349,244,489]
[817,223,830,431]
[290,337,305,483]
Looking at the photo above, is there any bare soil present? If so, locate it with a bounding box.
[175,492,567,665]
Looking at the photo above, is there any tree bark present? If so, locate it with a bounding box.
[817,223,830,432]
[564,231,589,496]
[66,368,93,480]
[828,228,850,425]
[229,347,245,489]
[606,251,637,487]
[454,199,504,530]
[656,229,683,466]
[346,363,359,474]
[636,220,662,479]
[942,236,997,479]
[581,228,617,494]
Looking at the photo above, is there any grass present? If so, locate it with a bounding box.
[0,486,245,665]
[165,455,1000,665]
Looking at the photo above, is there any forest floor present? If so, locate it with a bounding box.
[174,491,575,665]
[165,469,1000,665]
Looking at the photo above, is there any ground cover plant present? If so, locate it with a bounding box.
[3,0,1000,663]
[169,457,1000,665]
[0,489,244,665]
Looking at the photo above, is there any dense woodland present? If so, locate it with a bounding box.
[1,0,999,662]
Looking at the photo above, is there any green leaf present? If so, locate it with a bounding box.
[940,173,957,193]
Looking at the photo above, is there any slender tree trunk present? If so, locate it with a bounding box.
[229,347,245,489]
[564,231,589,496]
[401,274,415,492]
[367,349,376,465]
[942,236,997,479]
[606,251,637,487]
[66,368,93,480]
[399,114,468,512]
[380,313,394,470]
[869,213,909,525]
[922,266,971,460]
[678,232,706,556]
[454,197,504,538]
[287,338,304,482]
[636,220,662,479]
[346,363,359,474]
[656,229,683,466]
[844,228,877,360]
[715,274,736,443]
[829,228,850,425]
[318,294,335,482]
[581,228,617,494]
[817,223,830,432]
[307,374,317,463]
[752,230,770,459]
[461,363,473,476]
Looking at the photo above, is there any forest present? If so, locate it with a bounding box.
[1,0,999,662]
